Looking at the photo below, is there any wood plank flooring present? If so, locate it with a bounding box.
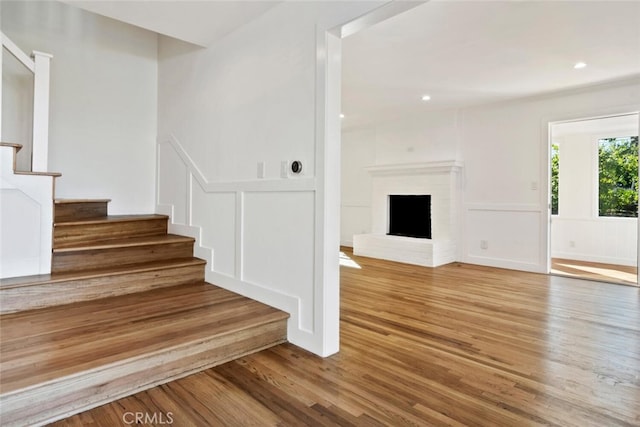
[552,257,638,286]
[52,249,640,426]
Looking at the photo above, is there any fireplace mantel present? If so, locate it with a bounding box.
[365,160,463,177]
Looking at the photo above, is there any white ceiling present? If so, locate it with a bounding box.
[61,0,281,47]
[60,0,640,132]
[342,0,640,131]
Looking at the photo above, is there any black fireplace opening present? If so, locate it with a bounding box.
[387,195,432,239]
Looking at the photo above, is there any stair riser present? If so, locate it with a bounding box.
[0,320,287,427]
[55,202,108,222]
[0,264,204,315]
[54,218,168,248]
[52,242,194,274]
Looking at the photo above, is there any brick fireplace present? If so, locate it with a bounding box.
[353,161,463,267]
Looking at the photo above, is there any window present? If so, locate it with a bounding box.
[598,136,638,217]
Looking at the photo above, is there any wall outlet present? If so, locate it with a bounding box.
[531,181,538,190]
[480,240,488,250]
[280,160,289,179]
[569,240,575,248]
[257,161,265,179]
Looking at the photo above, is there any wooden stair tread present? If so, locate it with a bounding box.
[53,233,194,252]
[1,142,59,175]
[14,171,62,177]
[0,282,289,394]
[54,199,111,204]
[2,194,289,426]
[54,214,168,226]
[0,142,22,151]
[0,257,205,290]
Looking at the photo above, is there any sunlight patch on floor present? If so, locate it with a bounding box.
[554,262,636,283]
[339,251,361,269]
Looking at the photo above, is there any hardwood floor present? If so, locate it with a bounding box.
[53,249,640,426]
[552,257,638,286]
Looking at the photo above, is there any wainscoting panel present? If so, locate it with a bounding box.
[0,189,42,277]
[552,216,637,266]
[243,191,315,332]
[156,136,318,349]
[191,187,237,277]
[464,204,542,272]
[1,143,55,278]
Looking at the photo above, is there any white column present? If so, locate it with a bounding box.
[313,30,342,357]
[1,43,3,140]
[31,50,53,172]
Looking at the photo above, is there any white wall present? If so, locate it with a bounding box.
[341,109,461,246]
[341,128,375,246]
[556,133,594,218]
[371,109,461,165]
[2,1,157,214]
[341,78,640,272]
[551,122,638,266]
[156,1,384,357]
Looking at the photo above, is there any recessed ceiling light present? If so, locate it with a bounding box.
[574,62,587,69]
[340,113,345,119]
[421,95,431,101]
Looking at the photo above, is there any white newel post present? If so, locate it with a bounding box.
[31,50,52,172]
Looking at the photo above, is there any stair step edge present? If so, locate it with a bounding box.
[53,234,195,252]
[54,214,169,226]
[0,313,288,398]
[14,171,61,177]
[54,199,111,204]
[0,258,206,290]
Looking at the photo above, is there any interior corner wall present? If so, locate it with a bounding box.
[341,128,376,246]
[1,1,157,214]
[156,1,384,357]
[460,79,640,272]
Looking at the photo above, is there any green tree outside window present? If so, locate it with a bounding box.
[598,136,638,217]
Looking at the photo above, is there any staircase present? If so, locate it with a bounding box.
[0,148,289,426]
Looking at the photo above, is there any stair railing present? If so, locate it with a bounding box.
[1,31,52,172]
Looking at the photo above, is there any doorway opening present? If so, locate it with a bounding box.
[549,113,639,286]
